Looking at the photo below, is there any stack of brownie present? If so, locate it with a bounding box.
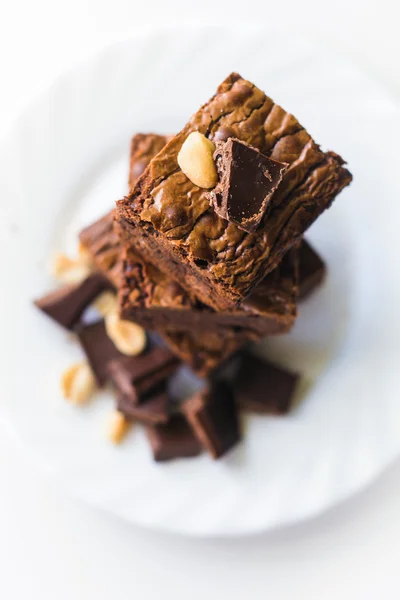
[35,72,351,461]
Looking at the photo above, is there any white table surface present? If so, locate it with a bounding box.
[1,2,400,598]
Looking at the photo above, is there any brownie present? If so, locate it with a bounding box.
[79,210,299,337]
[182,381,240,459]
[298,239,326,299]
[119,243,298,336]
[116,73,352,310]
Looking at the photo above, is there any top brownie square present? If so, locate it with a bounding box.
[116,73,352,310]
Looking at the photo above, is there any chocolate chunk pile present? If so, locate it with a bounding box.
[34,72,350,461]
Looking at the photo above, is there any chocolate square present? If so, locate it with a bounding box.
[108,346,180,405]
[77,320,123,387]
[116,73,352,310]
[117,385,171,425]
[34,273,109,330]
[298,240,326,299]
[146,415,202,462]
[236,352,299,414]
[182,381,240,459]
[129,133,171,189]
[209,138,287,233]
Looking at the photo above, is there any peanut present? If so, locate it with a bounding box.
[61,361,96,405]
[177,132,217,189]
[107,411,131,444]
[105,311,147,356]
[93,291,118,317]
[52,252,91,285]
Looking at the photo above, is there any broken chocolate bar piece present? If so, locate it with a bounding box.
[146,415,202,462]
[209,138,287,233]
[236,352,299,414]
[77,320,123,386]
[108,346,180,405]
[34,273,109,330]
[117,385,170,425]
[298,240,326,300]
[182,381,240,459]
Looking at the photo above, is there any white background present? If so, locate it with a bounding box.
[1,1,400,598]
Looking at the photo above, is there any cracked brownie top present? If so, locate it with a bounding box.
[117,73,351,305]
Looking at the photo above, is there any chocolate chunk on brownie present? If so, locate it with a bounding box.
[117,73,352,310]
[235,352,299,414]
[208,138,287,233]
[34,273,110,330]
[182,381,240,459]
[298,240,326,300]
[146,415,202,462]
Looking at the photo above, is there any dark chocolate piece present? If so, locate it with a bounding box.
[117,72,352,311]
[182,381,240,459]
[209,138,287,233]
[236,352,299,414]
[77,320,123,386]
[117,385,170,425]
[298,240,326,300]
[34,273,110,330]
[108,346,180,405]
[146,415,202,462]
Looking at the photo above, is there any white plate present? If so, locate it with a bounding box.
[0,25,399,537]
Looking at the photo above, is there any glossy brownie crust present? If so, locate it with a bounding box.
[117,72,352,310]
